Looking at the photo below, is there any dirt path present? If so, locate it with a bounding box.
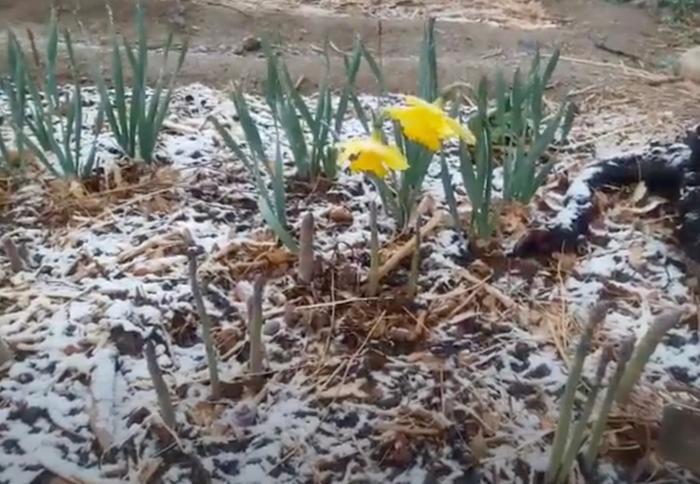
[0,0,698,127]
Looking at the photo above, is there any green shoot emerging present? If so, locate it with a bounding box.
[93,1,188,163]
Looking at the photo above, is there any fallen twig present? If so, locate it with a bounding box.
[456,267,517,310]
[592,40,642,64]
[117,231,180,264]
[371,210,447,284]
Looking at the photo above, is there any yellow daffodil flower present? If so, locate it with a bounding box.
[337,135,409,178]
[384,96,476,152]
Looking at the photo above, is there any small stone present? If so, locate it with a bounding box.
[232,402,257,427]
[263,319,280,336]
[525,363,551,379]
[241,36,262,53]
[283,303,300,327]
[507,381,537,399]
[512,341,532,362]
[110,326,144,357]
[678,46,700,84]
[327,205,354,225]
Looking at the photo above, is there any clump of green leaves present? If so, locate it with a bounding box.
[2,13,104,178]
[0,34,28,170]
[210,86,297,253]
[492,48,574,203]
[93,1,187,163]
[211,38,373,252]
[438,47,573,241]
[266,41,330,180]
[661,0,700,21]
[371,18,442,230]
[454,77,494,239]
[368,19,571,236]
[263,38,369,181]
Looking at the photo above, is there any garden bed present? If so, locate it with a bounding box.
[0,80,698,483]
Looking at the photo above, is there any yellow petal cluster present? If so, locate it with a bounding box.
[384,96,476,151]
[337,136,409,178]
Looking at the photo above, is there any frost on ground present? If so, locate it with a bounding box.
[0,83,698,483]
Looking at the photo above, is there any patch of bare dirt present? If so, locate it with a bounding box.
[0,0,698,130]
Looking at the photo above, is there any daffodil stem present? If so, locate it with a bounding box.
[368,201,380,297]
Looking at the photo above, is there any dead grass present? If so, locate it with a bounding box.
[41,164,181,226]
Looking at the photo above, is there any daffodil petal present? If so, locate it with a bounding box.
[443,116,476,145]
[376,144,409,171]
[337,136,408,178]
[350,154,387,178]
[385,106,442,151]
[383,106,407,121]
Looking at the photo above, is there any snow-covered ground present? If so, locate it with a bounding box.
[0,83,697,483]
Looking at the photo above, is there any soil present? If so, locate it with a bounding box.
[0,0,698,121]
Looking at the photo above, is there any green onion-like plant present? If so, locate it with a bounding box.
[4,14,104,178]
[491,47,573,203]
[1,33,29,169]
[92,1,188,163]
[209,87,297,253]
[546,304,607,483]
[24,30,105,178]
[262,38,366,181]
[211,37,377,250]
[393,18,438,229]
[546,307,682,483]
[2,27,55,167]
[458,77,494,239]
